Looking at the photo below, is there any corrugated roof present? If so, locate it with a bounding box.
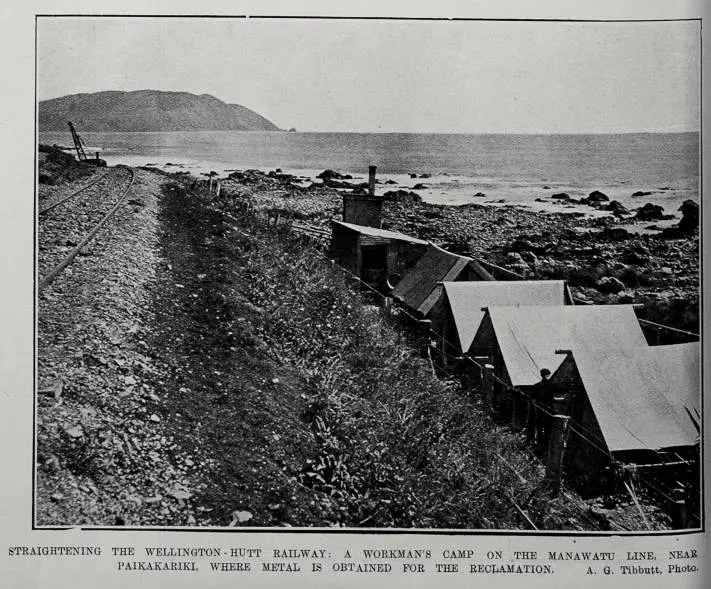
[392,244,492,316]
[333,221,428,245]
[482,305,647,387]
[558,342,700,453]
[443,281,571,352]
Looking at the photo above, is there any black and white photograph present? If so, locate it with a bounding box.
[33,14,701,535]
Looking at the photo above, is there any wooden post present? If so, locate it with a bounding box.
[511,389,519,429]
[483,364,495,412]
[672,487,689,529]
[368,165,377,197]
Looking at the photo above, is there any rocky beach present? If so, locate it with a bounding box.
[219,167,699,336]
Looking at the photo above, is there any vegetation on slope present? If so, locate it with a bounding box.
[145,181,608,529]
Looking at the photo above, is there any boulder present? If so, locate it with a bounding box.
[597,276,626,294]
[621,246,648,265]
[617,291,636,304]
[412,183,428,190]
[321,178,351,189]
[383,190,422,204]
[600,227,631,241]
[632,190,653,197]
[677,199,699,235]
[419,173,432,179]
[505,252,527,265]
[604,200,630,215]
[552,193,570,201]
[509,238,546,255]
[384,179,398,185]
[635,203,665,221]
[317,169,350,181]
[474,192,486,197]
[587,190,610,202]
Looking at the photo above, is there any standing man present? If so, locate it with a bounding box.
[529,368,554,452]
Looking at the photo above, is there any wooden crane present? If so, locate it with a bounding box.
[67,121,106,166]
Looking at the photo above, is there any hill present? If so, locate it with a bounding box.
[38,90,281,132]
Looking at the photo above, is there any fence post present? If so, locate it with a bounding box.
[511,389,519,429]
[368,165,377,197]
[382,296,392,317]
[672,487,689,529]
[483,364,494,412]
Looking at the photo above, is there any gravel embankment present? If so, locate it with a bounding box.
[36,168,206,526]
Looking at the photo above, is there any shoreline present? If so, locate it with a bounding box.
[215,166,699,335]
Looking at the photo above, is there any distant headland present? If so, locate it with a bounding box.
[38,90,281,132]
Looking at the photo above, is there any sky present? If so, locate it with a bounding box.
[37,17,700,134]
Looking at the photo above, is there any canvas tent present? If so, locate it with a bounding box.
[469,304,648,388]
[391,244,494,318]
[549,342,700,490]
[553,342,700,454]
[438,280,573,355]
[466,304,649,430]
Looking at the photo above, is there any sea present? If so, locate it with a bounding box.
[38,131,699,218]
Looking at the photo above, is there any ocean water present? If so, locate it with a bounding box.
[38,131,699,215]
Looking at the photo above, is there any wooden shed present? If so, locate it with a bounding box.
[550,342,700,491]
[391,244,494,320]
[329,220,428,289]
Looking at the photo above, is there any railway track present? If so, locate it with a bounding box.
[39,170,109,215]
[37,166,136,290]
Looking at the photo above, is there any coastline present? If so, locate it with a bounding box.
[38,130,699,218]
[216,167,699,335]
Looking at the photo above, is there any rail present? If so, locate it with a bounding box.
[39,167,135,290]
[39,170,109,215]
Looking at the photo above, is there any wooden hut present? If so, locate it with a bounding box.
[391,244,494,320]
[329,220,428,289]
[431,280,573,366]
[549,342,700,491]
[467,305,648,426]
